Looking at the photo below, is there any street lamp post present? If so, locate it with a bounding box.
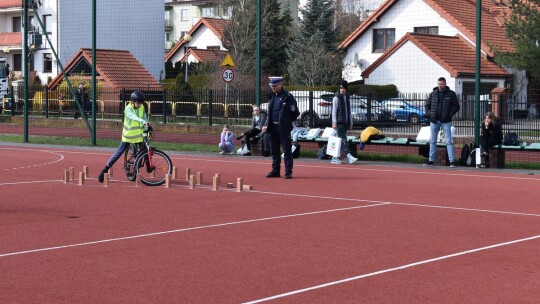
[183,34,192,83]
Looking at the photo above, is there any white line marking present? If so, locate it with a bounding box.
[0,203,390,258]
[243,234,540,304]
[0,148,64,171]
[0,180,63,186]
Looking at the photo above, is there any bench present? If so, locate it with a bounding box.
[298,134,540,168]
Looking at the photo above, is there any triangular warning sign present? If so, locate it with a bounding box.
[220,54,235,68]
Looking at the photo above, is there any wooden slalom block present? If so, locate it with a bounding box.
[83,166,89,176]
[103,173,110,187]
[236,178,243,192]
[165,174,171,188]
[189,174,196,189]
[186,168,191,181]
[212,175,220,191]
[108,166,113,177]
[78,172,85,186]
[172,167,178,179]
[69,167,75,181]
[135,173,142,187]
[242,184,253,191]
[196,172,203,185]
[226,183,234,188]
[63,169,69,184]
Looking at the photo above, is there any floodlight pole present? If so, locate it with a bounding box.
[256,0,261,106]
[23,0,29,142]
[92,0,97,146]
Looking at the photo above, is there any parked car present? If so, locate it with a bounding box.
[380,98,428,123]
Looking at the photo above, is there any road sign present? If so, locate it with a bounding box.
[222,68,234,83]
[220,54,235,68]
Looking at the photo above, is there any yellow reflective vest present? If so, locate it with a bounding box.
[122,103,147,143]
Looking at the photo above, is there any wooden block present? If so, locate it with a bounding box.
[69,167,74,181]
[186,168,191,181]
[189,175,195,189]
[237,178,243,192]
[136,173,142,187]
[165,174,171,188]
[196,172,203,185]
[63,169,69,184]
[78,172,85,186]
[109,166,113,177]
[83,166,89,176]
[212,176,219,191]
[242,184,253,190]
[103,173,109,187]
[226,183,234,188]
[172,167,178,179]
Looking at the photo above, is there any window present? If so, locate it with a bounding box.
[222,6,233,18]
[43,53,52,73]
[180,9,189,21]
[414,26,438,35]
[43,14,52,34]
[12,17,21,32]
[13,54,22,72]
[201,7,214,17]
[373,28,395,52]
[166,32,170,42]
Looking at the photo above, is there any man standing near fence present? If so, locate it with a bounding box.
[424,77,460,167]
[262,76,299,179]
[330,80,358,165]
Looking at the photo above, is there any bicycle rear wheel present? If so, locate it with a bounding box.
[134,148,172,186]
[124,144,138,181]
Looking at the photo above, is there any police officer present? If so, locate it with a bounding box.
[98,91,150,182]
[262,76,299,179]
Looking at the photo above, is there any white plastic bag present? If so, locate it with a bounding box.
[326,136,342,157]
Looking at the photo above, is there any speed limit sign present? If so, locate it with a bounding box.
[222,68,234,83]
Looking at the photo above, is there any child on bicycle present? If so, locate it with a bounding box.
[98,91,151,182]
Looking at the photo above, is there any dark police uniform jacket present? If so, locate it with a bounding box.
[266,89,300,135]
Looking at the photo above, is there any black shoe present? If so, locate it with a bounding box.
[266,171,280,178]
[284,173,292,179]
[98,167,108,183]
[423,161,434,166]
[243,152,252,156]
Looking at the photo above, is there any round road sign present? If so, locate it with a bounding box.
[222,68,234,83]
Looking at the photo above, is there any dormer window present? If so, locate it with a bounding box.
[373,28,395,53]
[414,26,439,35]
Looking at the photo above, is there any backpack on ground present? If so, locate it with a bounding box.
[460,142,476,167]
[317,145,331,159]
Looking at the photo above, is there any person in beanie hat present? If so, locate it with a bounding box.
[330,80,358,164]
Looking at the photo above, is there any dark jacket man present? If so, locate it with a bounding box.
[425,86,460,123]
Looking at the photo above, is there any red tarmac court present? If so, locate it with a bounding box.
[1,143,539,303]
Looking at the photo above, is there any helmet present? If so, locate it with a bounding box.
[130,91,145,103]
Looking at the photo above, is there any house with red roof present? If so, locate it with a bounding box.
[165,17,230,68]
[339,0,519,97]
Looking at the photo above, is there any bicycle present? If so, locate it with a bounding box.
[123,127,173,186]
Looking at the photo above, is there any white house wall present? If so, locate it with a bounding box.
[365,41,453,93]
[168,26,225,64]
[343,0,457,82]
[58,0,164,81]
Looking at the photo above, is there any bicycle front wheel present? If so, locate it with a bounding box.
[134,148,173,186]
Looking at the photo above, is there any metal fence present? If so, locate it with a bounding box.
[1,86,540,163]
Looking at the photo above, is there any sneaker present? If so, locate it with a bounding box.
[98,167,108,183]
[218,151,224,155]
[330,157,342,164]
[229,151,235,155]
[423,161,434,166]
[347,154,358,164]
[283,173,292,179]
[450,162,456,168]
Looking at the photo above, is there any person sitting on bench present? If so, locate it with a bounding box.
[479,111,503,163]
[237,105,267,156]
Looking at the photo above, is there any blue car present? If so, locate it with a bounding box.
[380,99,428,124]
